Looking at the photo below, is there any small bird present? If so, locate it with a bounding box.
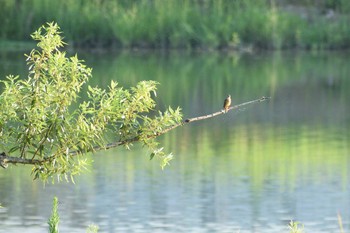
[223,95,231,113]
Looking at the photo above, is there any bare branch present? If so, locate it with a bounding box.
[184,96,270,123]
[0,152,43,167]
[0,96,270,168]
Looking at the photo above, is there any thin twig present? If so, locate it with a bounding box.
[184,96,270,123]
[338,212,345,233]
[0,96,270,167]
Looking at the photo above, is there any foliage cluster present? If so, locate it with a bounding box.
[1,0,350,49]
[0,23,182,181]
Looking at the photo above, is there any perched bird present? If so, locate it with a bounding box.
[223,95,231,113]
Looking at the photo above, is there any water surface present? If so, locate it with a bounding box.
[0,50,349,233]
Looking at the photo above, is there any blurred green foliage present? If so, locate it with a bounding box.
[1,0,350,49]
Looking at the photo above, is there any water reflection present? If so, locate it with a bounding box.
[0,50,349,232]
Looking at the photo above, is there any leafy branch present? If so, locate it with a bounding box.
[0,22,269,181]
[0,96,269,164]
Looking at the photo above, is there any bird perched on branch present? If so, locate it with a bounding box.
[223,94,231,113]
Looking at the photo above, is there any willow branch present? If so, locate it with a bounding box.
[84,96,270,152]
[0,96,270,168]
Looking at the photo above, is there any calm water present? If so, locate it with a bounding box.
[0,50,349,233]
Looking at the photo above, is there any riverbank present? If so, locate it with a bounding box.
[1,0,350,50]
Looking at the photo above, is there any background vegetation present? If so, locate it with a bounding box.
[1,0,350,50]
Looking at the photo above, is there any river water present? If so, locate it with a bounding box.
[0,50,349,233]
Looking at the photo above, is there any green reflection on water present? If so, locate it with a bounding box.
[157,124,349,191]
[84,51,349,115]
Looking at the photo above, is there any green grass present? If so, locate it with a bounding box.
[47,196,99,233]
[289,221,304,233]
[1,0,350,50]
[48,197,59,233]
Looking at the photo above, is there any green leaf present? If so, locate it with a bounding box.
[8,146,20,153]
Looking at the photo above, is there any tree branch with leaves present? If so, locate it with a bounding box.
[0,23,269,182]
